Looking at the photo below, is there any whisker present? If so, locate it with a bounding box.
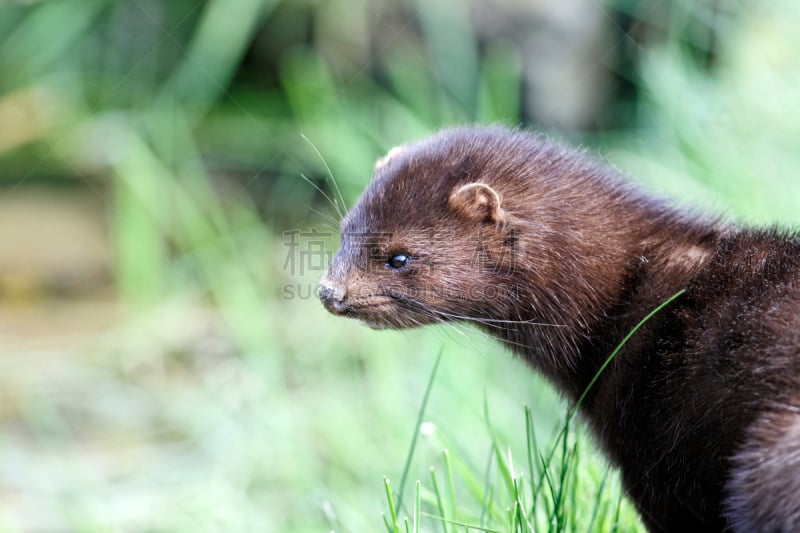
[301,133,348,216]
[308,206,340,228]
[300,172,344,219]
[435,311,539,352]
[433,309,566,328]
[393,297,548,352]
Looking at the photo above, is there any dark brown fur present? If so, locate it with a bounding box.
[318,126,800,532]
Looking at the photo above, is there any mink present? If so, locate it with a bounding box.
[317,126,800,532]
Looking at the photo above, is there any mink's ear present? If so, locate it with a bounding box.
[448,182,506,229]
[374,145,407,171]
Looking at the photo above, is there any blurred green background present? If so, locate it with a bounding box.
[0,0,799,531]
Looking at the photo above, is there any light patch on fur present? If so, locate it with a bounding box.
[667,244,712,272]
[725,403,800,531]
[374,144,408,171]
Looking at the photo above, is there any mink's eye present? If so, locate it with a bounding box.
[386,253,410,270]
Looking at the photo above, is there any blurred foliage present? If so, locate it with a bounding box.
[0,0,798,530]
[606,0,800,225]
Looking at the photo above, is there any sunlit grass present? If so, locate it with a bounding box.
[384,292,686,533]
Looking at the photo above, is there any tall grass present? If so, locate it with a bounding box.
[384,292,685,532]
[383,383,637,533]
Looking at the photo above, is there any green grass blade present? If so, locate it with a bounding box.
[479,445,494,528]
[512,477,531,533]
[397,347,445,512]
[430,468,448,533]
[568,289,686,423]
[612,482,624,532]
[567,441,580,531]
[483,393,514,498]
[385,477,400,533]
[524,405,539,520]
[550,422,571,531]
[586,466,611,533]
[415,480,421,533]
[537,451,555,525]
[443,449,457,521]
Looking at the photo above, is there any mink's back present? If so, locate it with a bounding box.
[592,229,800,530]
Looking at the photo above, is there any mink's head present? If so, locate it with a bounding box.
[317,125,634,331]
[317,126,550,329]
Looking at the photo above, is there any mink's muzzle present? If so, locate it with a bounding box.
[318,283,349,315]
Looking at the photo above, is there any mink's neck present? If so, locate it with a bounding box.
[488,197,721,403]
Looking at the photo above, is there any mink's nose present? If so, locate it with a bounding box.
[318,283,348,315]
